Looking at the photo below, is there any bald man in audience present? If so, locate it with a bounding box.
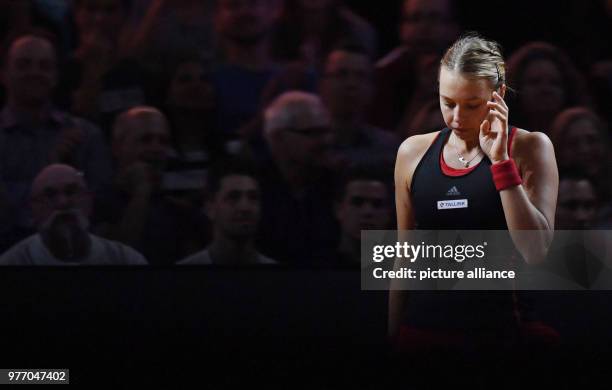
[94,106,204,265]
[0,164,146,265]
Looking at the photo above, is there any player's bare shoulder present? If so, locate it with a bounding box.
[510,128,554,168]
[395,131,440,191]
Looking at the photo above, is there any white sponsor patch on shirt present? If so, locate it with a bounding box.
[437,199,468,210]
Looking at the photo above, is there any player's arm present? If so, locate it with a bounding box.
[481,92,558,265]
[388,135,433,339]
[500,131,559,264]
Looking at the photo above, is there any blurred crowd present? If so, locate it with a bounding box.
[0,0,610,265]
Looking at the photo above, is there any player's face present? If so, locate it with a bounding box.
[439,67,495,134]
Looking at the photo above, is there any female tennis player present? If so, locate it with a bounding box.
[389,33,559,350]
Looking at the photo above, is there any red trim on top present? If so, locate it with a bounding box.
[439,129,480,177]
[440,151,479,176]
[508,126,516,157]
[439,127,518,177]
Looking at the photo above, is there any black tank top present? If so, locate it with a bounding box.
[403,127,524,333]
[411,127,514,229]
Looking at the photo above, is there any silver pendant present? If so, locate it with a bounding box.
[458,156,469,167]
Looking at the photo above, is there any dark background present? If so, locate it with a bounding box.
[2,267,612,387]
[1,0,611,387]
[349,0,610,70]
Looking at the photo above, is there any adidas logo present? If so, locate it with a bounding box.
[446,186,461,196]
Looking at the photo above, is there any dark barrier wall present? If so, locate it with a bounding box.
[2,268,612,386]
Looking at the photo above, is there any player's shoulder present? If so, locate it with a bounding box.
[513,127,551,142]
[397,130,440,158]
[512,127,554,156]
[395,131,441,186]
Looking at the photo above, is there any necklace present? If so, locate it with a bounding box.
[450,133,482,168]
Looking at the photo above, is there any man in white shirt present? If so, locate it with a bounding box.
[0,164,146,265]
[179,161,275,265]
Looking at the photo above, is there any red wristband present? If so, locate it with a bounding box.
[490,159,522,191]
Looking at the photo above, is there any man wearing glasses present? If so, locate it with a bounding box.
[257,91,338,264]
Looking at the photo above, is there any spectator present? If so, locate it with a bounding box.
[547,172,604,288]
[334,167,391,265]
[210,0,284,141]
[162,57,223,200]
[506,41,590,133]
[0,33,113,251]
[258,91,338,264]
[397,0,459,55]
[556,172,600,230]
[127,0,215,78]
[0,0,34,107]
[397,98,446,139]
[549,107,611,200]
[0,164,146,265]
[272,0,377,67]
[319,46,398,170]
[59,0,152,133]
[165,57,218,157]
[370,0,460,130]
[179,160,275,265]
[95,106,204,264]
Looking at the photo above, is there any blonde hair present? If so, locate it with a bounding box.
[441,32,506,90]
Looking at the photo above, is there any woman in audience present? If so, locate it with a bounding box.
[505,41,590,134]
